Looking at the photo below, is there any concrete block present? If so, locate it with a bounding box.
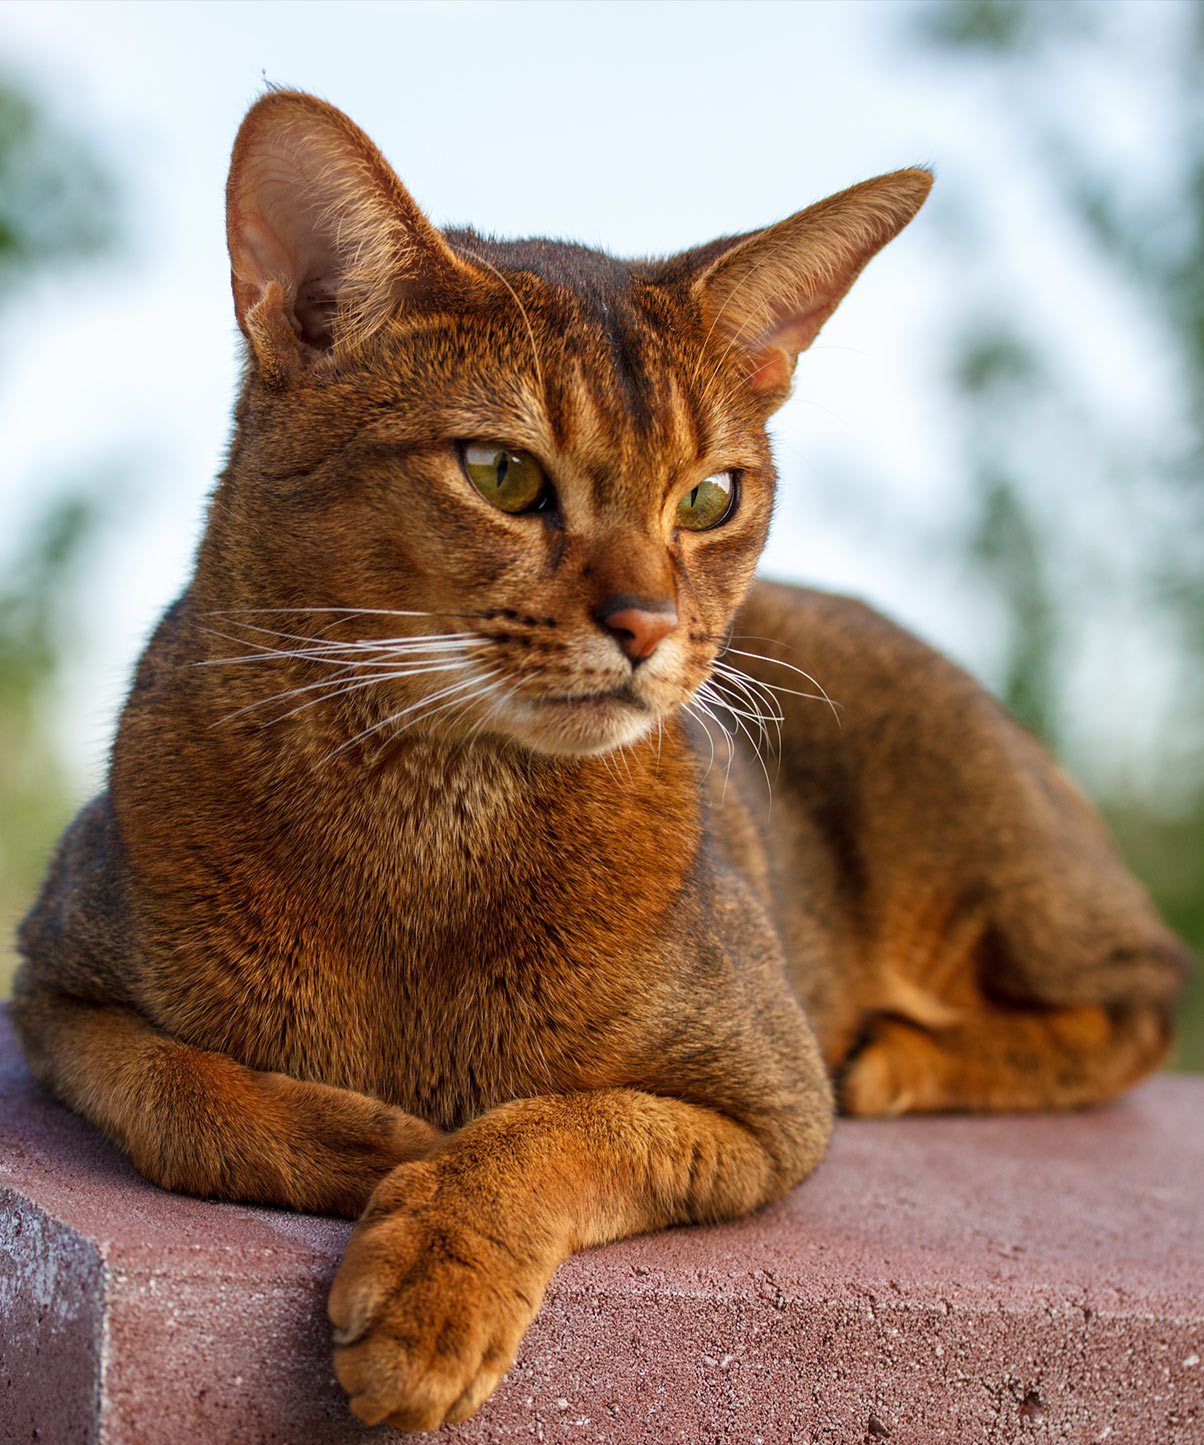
[2,1008,1201,1443]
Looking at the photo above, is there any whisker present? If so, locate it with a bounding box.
[700,681,777,734]
[199,618,476,654]
[211,671,401,728]
[697,679,773,808]
[708,661,786,768]
[684,695,736,799]
[709,663,785,742]
[463,676,514,747]
[316,670,501,766]
[680,701,718,783]
[719,642,842,727]
[378,673,508,750]
[210,660,474,728]
[201,645,472,673]
[194,625,474,674]
[204,606,490,623]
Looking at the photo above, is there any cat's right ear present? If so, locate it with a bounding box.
[226,91,468,385]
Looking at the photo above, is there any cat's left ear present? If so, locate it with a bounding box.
[690,169,932,409]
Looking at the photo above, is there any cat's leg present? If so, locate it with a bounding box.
[840,997,1176,1116]
[330,1094,827,1430]
[11,987,440,1216]
[328,1019,833,1431]
[830,720,1187,1118]
[835,881,1183,1115]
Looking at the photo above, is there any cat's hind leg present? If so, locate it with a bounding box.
[840,996,1176,1116]
[11,986,440,1216]
[836,880,1184,1116]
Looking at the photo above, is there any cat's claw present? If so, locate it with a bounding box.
[329,1161,545,1431]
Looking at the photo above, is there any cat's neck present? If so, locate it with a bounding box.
[173,626,704,904]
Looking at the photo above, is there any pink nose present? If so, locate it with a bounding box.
[596,600,678,662]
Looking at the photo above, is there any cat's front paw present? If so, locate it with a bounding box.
[328,1161,549,1431]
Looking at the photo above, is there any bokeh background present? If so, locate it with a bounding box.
[1,0,1200,1066]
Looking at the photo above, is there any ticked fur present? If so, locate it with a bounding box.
[12,92,1185,1432]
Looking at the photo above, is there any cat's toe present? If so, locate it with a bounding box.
[440,1357,511,1426]
[329,1166,542,1429]
[334,1316,516,1431]
[840,1020,942,1116]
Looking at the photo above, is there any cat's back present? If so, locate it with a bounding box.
[733,576,1113,840]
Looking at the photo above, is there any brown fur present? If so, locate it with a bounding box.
[12,92,1185,1431]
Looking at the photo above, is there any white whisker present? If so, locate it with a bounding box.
[316,670,501,766]
[709,663,785,746]
[697,679,773,808]
[720,642,842,728]
[708,662,787,775]
[199,618,475,656]
[680,702,716,782]
[683,695,735,798]
[211,671,406,728]
[206,606,462,621]
[202,644,471,674]
[210,661,475,728]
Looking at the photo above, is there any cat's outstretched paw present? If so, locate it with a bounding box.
[328,1161,548,1431]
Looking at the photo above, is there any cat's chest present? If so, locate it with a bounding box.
[366,959,619,1127]
[194,747,685,1124]
[227,911,644,1128]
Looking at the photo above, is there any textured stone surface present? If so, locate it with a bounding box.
[2,1006,1202,1444]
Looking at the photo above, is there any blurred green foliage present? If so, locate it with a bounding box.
[0,73,120,992]
[913,0,1204,1066]
[0,80,114,296]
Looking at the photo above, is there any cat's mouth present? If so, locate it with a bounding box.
[488,680,663,756]
[541,686,646,711]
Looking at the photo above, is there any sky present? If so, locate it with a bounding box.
[0,0,1188,793]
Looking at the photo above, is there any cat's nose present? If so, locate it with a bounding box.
[595,597,678,663]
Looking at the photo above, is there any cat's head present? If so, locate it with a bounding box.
[207,91,928,759]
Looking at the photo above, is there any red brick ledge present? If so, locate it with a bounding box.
[2,1007,1201,1444]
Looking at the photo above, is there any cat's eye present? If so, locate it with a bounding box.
[676,472,736,531]
[461,442,549,514]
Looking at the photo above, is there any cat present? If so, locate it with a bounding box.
[12,90,1185,1433]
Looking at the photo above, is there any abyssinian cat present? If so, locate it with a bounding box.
[13,91,1186,1432]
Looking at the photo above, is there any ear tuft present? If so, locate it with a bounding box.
[691,169,932,410]
[226,91,465,381]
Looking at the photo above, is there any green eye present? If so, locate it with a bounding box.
[461,442,548,514]
[677,472,736,531]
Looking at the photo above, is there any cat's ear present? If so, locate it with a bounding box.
[690,170,932,409]
[226,90,468,383]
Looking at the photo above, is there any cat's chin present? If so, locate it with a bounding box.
[485,693,662,759]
